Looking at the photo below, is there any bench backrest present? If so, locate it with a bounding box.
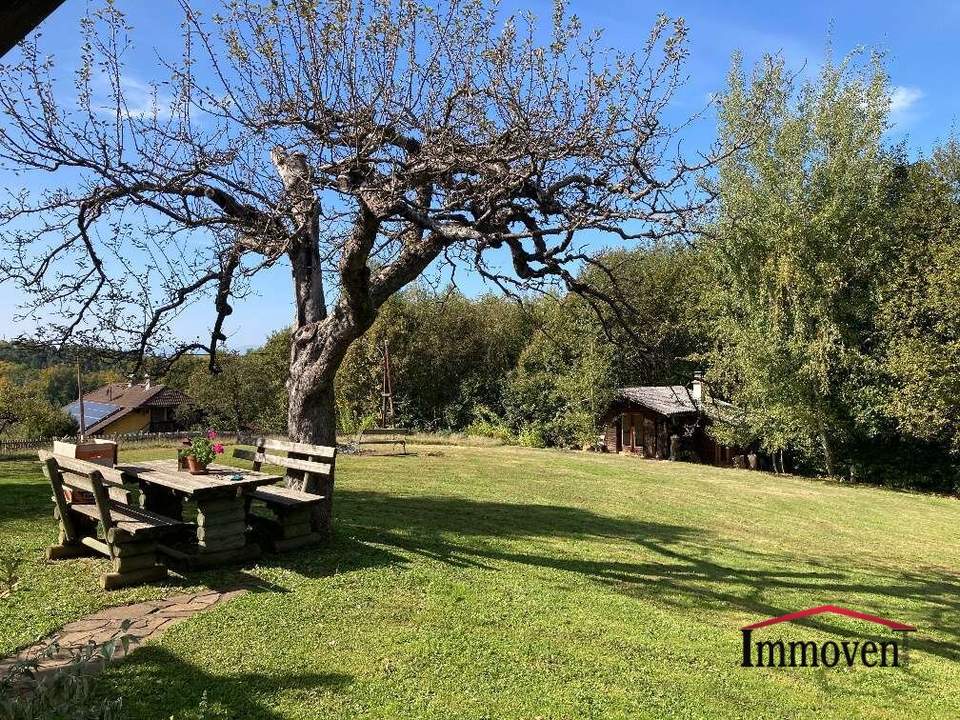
[41,452,130,496]
[232,437,336,493]
[359,427,410,437]
[39,451,132,553]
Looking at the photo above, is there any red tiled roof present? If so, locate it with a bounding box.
[82,383,188,408]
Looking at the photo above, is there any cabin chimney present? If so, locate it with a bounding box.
[143,374,151,389]
[691,371,704,402]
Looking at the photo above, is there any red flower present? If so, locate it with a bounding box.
[213,443,224,454]
[207,429,218,440]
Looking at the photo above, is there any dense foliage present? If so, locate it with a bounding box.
[705,51,894,475]
[704,51,960,488]
[174,332,290,438]
[879,159,960,455]
[504,246,707,448]
[335,289,533,434]
[0,362,81,439]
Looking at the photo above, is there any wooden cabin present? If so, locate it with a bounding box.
[600,373,741,466]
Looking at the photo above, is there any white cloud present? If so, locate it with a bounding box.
[94,72,174,121]
[890,85,923,114]
[888,85,924,132]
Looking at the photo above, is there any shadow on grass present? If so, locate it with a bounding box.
[159,490,702,590]
[95,646,350,719]
[332,489,960,664]
[147,534,411,598]
[7,462,960,676]
[338,489,699,542]
[0,481,53,524]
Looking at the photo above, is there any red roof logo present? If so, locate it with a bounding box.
[741,605,916,632]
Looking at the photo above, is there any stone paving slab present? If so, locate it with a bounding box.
[0,590,245,682]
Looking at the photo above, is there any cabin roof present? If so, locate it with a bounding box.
[612,385,737,419]
[615,385,699,416]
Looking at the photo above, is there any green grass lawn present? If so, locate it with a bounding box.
[2,445,960,718]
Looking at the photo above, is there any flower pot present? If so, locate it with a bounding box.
[186,456,209,475]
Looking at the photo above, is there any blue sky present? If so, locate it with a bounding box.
[1,0,957,350]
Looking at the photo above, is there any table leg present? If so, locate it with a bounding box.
[194,492,253,557]
[140,484,183,521]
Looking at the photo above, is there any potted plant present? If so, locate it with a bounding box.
[178,430,225,474]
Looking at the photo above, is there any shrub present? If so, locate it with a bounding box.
[464,405,515,444]
[517,423,548,448]
[0,623,131,720]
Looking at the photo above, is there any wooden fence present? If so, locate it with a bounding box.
[0,431,382,459]
[0,430,198,458]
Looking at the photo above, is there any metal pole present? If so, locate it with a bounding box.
[76,354,85,441]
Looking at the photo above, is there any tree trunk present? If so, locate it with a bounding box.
[820,432,835,477]
[286,338,339,536]
[285,234,379,536]
[287,346,338,446]
[285,269,374,447]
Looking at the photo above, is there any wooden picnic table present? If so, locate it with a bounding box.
[115,459,282,568]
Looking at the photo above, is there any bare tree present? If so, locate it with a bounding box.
[0,0,720,445]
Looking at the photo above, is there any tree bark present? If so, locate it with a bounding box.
[286,334,338,536]
[820,432,835,477]
[287,345,338,446]
[285,258,377,447]
[285,273,378,537]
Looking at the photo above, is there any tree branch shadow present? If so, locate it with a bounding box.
[334,489,960,664]
[94,646,350,719]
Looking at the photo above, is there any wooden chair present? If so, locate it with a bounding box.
[355,426,409,454]
[39,451,185,590]
[232,438,336,552]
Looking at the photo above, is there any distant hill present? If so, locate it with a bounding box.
[0,341,119,371]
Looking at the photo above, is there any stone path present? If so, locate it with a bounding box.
[0,589,244,681]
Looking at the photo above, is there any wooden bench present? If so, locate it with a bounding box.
[355,426,409,454]
[39,451,185,589]
[232,438,336,552]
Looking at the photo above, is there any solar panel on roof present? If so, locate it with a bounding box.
[64,401,121,431]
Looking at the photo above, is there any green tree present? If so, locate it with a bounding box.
[0,367,77,438]
[878,158,960,455]
[180,331,290,436]
[706,49,895,476]
[32,365,125,408]
[504,298,616,448]
[336,286,533,432]
[505,245,707,448]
